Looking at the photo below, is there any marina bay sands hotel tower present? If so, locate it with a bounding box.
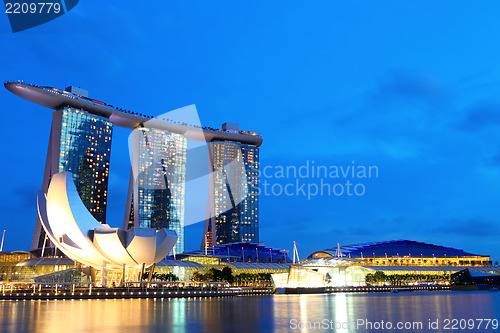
[5,81,262,256]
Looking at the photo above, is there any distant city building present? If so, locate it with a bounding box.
[124,128,187,254]
[31,107,112,252]
[203,123,259,247]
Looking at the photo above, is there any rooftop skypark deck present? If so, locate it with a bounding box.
[4,81,263,146]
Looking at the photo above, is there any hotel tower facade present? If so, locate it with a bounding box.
[32,93,113,253]
[202,123,260,248]
[124,128,187,254]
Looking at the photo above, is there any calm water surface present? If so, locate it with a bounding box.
[0,291,499,332]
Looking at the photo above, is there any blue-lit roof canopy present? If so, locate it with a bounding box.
[16,258,75,267]
[226,262,290,270]
[180,242,292,263]
[308,240,487,259]
[155,260,205,268]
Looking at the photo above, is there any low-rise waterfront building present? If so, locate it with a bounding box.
[276,240,499,289]
[308,240,492,267]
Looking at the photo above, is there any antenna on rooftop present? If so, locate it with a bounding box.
[41,235,48,257]
[0,230,5,252]
[292,241,300,264]
[335,243,343,258]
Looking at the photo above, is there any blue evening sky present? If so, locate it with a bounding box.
[1,1,500,261]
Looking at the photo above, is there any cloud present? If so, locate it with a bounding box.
[2,184,39,209]
[369,70,448,109]
[430,217,500,237]
[320,70,455,159]
[460,103,500,131]
[482,151,500,168]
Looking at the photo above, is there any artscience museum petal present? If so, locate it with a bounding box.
[37,172,177,270]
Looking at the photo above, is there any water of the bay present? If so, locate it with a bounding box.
[0,291,499,332]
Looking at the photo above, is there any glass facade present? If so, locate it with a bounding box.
[0,252,35,281]
[208,141,259,245]
[58,108,113,223]
[130,128,187,254]
[33,107,113,250]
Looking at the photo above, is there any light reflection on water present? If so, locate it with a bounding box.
[0,291,498,333]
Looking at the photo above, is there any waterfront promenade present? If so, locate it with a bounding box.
[0,281,274,300]
[325,285,449,293]
[0,284,448,301]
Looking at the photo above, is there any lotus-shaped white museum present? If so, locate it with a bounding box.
[37,172,178,271]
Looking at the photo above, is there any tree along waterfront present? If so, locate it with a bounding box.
[365,271,450,285]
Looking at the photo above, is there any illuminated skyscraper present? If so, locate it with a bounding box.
[203,123,259,247]
[5,82,262,256]
[124,128,187,255]
[32,106,113,251]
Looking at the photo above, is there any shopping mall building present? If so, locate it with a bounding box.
[296,240,498,287]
